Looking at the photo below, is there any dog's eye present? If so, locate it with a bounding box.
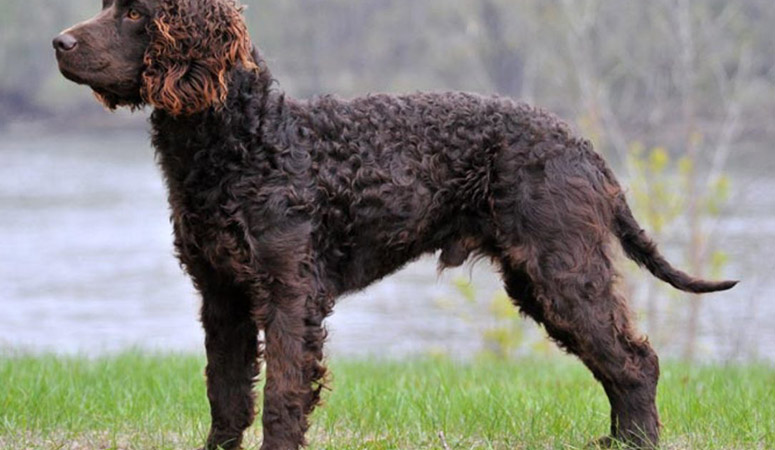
[126,9,142,20]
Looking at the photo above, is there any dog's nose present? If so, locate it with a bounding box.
[53,33,78,52]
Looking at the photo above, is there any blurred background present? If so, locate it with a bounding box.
[1,0,773,363]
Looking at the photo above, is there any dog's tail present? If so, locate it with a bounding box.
[612,194,738,294]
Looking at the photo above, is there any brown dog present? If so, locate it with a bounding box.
[54,1,736,448]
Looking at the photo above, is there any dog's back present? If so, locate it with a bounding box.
[264,92,581,292]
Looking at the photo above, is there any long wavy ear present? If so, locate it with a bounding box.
[141,0,257,116]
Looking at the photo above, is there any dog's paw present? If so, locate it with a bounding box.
[586,435,658,449]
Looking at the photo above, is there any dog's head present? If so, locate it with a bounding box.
[53,0,256,116]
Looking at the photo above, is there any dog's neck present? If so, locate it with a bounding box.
[149,55,278,183]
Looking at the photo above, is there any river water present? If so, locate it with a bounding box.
[1,126,773,362]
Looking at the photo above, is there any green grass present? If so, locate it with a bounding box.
[0,352,773,449]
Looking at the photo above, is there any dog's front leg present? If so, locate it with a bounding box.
[200,282,261,450]
[260,281,328,450]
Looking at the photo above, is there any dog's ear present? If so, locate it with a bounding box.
[141,0,257,116]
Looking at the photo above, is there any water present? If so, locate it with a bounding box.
[1,126,774,361]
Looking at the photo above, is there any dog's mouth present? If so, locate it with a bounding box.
[56,57,142,103]
[54,39,112,77]
[56,58,111,86]
[58,66,90,86]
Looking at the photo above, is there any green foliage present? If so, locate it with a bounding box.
[627,141,731,251]
[454,277,526,358]
[443,276,554,360]
[625,141,733,355]
[706,174,731,216]
[710,249,730,280]
[627,142,683,235]
[451,276,477,304]
[481,291,524,358]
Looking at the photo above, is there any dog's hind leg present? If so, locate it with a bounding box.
[501,254,660,449]
[200,282,261,450]
[492,148,660,447]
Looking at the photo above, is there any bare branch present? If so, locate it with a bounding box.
[438,431,451,450]
[558,0,630,165]
[705,47,751,188]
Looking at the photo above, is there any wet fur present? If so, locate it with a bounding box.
[54,1,737,449]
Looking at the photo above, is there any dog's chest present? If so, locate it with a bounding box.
[174,204,246,280]
[167,166,316,285]
[162,164,263,283]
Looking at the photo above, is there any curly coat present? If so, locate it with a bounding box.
[53,0,737,449]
